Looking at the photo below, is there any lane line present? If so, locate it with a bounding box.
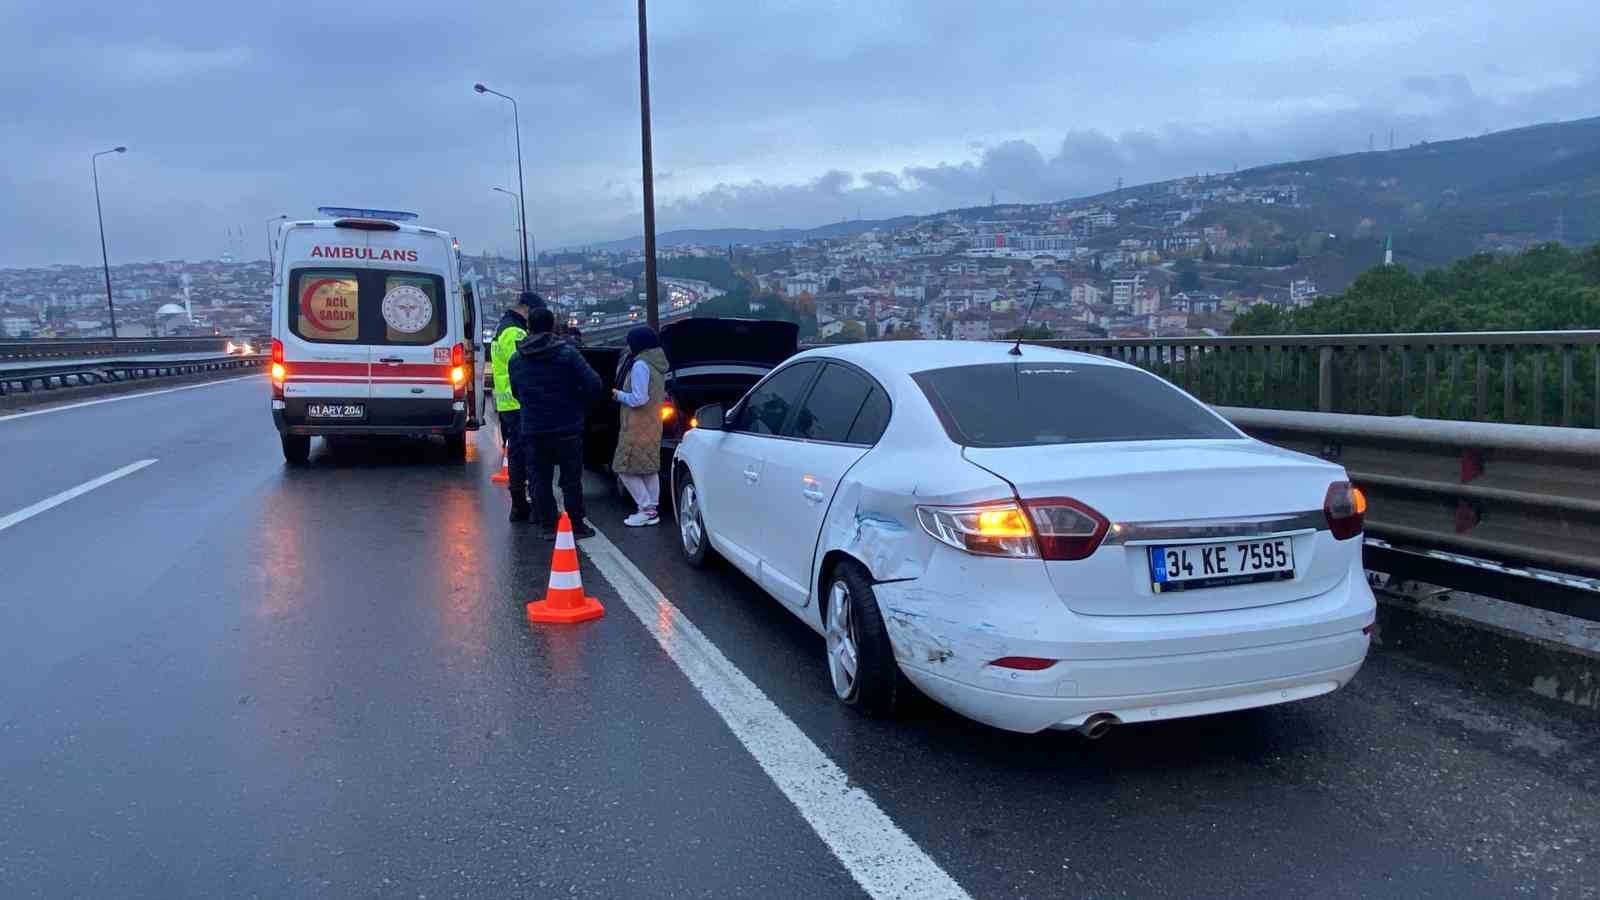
[580,528,972,900]
[0,460,159,534]
[0,375,261,423]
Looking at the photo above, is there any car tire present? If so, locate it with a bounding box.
[444,433,467,462]
[281,434,311,465]
[675,472,712,568]
[826,560,908,717]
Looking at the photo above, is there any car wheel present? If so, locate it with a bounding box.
[825,561,907,717]
[444,433,467,462]
[676,473,712,568]
[281,434,310,465]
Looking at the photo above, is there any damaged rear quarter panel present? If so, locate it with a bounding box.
[816,447,1054,677]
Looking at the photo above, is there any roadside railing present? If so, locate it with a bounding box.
[0,352,262,396]
[1216,406,1600,620]
[0,337,228,362]
[1041,331,1600,428]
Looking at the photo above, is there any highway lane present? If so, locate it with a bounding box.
[1,382,1596,898]
[587,484,1600,898]
[0,381,860,898]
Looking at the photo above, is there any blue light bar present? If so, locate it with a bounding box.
[317,207,419,222]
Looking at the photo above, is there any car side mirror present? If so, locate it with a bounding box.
[693,403,725,431]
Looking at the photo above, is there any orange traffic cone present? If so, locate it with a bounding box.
[526,513,605,624]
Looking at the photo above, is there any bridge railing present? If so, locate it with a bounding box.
[0,337,228,362]
[1040,331,1600,428]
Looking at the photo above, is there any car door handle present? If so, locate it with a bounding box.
[377,356,404,365]
[743,467,760,484]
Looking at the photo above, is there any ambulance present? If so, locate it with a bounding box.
[269,208,485,464]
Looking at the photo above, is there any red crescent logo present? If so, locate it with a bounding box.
[301,278,349,333]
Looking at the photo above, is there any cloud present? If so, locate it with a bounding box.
[0,0,1598,265]
[108,43,254,82]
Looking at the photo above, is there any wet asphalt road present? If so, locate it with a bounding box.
[1,376,1597,899]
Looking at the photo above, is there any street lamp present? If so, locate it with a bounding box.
[636,0,660,330]
[92,146,127,338]
[265,214,287,271]
[474,82,532,294]
[492,187,527,286]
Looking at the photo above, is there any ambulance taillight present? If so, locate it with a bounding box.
[270,338,286,399]
[450,342,467,396]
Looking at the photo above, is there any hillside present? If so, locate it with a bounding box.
[575,116,1600,287]
[582,216,921,253]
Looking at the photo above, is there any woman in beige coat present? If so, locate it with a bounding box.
[611,326,670,526]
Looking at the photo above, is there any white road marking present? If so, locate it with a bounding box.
[0,459,159,534]
[580,529,972,900]
[0,375,261,423]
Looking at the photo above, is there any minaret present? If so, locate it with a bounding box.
[1383,233,1394,267]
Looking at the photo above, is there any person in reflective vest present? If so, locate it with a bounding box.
[491,294,539,521]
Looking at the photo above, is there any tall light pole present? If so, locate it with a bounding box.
[92,146,127,338]
[474,83,532,294]
[265,214,287,271]
[492,187,526,288]
[636,0,660,330]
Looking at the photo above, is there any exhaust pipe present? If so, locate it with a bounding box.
[1077,712,1118,740]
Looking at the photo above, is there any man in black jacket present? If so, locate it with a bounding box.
[507,307,603,539]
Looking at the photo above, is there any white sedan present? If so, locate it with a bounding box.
[670,341,1375,736]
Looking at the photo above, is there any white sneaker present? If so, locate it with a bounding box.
[624,509,660,527]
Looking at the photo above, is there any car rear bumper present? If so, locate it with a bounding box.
[274,400,466,437]
[899,635,1367,734]
[876,554,1374,734]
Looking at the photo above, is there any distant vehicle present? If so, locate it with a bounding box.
[580,317,799,505]
[670,341,1374,735]
[269,207,485,464]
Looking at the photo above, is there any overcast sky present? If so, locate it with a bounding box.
[2,1,1596,268]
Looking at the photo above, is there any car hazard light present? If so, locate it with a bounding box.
[1324,481,1367,540]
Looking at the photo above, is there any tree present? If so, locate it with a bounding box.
[828,321,866,343]
[825,276,842,293]
[1003,325,1054,340]
[1175,259,1201,293]
[1229,304,1290,335]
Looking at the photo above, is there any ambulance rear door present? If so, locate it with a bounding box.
[362,228,458,422]
[462,274,486,428]
[279,226,371,406]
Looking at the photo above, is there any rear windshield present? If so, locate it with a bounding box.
[912,362,1238,447]
[289,268,447,345]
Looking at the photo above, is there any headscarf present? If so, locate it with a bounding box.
[625,325,661,353]
[617,325,662,390]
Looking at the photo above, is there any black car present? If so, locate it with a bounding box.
[580,317,800,499]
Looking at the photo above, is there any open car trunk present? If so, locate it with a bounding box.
[578,318,799,472]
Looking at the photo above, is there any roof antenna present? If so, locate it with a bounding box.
[1009,283,1041,356]
[1010,273,1065,356]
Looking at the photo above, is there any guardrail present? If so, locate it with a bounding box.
[1042,331,1600,428]
[0,352,263,396]
[0,337,231,362]
[1217,406,1600,620]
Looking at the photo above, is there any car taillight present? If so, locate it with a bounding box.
[660,404,676,422]
[916,502,1038,558]
[1022,497,1110,561]
[270,339,285,399]
[1324,481,1367,540]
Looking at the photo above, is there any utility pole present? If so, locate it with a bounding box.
[636,0,660,331]
[474,83,532,294]
[92,146,127,338]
